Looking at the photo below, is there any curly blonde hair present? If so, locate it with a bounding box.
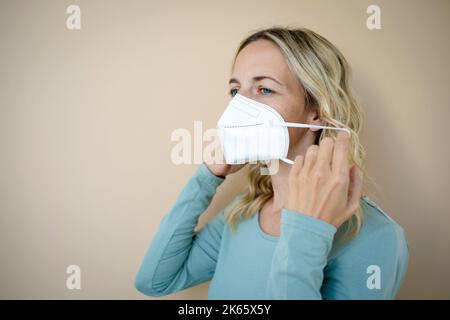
[224,26,374,241]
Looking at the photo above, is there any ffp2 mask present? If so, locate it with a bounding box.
[216,93,351,165]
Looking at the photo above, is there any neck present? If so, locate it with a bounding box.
[269,130,317,214]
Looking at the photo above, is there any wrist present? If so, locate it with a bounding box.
[204,162,227,179]
[283,206,340,228]
[281,208,338,237]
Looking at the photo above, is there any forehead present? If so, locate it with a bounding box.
[232,39,292,81]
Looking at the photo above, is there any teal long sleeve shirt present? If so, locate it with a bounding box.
[135,163,409,299]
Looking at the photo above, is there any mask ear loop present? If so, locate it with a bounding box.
[273,122,351,165]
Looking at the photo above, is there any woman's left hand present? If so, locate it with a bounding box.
[285,131,363,228]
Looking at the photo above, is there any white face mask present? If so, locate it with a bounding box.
[216,93,351,165]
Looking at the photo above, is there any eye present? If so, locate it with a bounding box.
[229,88,239,97]
[259,87,274,95]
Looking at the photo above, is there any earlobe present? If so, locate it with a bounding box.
[308,113,325,132]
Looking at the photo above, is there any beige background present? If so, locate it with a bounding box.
[0,0,449,299]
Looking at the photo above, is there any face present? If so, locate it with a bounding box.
[229,39,321,151]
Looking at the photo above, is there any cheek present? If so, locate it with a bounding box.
[280,102,308,146]
[276,94,306,122]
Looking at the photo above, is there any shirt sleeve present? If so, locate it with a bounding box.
[266,208,409,300]
[266,209,337,299]
[134,163,226,297]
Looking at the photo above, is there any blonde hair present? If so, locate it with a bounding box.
[225,26,374,241]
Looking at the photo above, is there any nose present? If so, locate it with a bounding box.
[234,89,259,103]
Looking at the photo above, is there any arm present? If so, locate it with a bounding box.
[266,209,337,299]
[266,209,409,300]
[135,163,226,297]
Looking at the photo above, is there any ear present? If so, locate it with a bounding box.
[305,109,324,132]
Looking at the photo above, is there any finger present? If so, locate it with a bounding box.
[288,155,304,196]
[332,131,351,176]
[303,145,319,173]
[315,137,334,172]
[347,165,364,213]
[290,155,304,175]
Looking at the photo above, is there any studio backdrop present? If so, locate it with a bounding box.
[0,0,449,299]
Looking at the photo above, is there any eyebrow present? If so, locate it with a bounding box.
[228,76,283,86]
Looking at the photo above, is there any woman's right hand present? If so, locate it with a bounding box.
[204,143,246,177]
[204,160,246,178]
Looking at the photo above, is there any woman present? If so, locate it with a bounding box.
[135,27,409,299]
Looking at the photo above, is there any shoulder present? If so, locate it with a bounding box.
[359,196,407,246]
[331,196,409,262]
[324,196,410,298]
[204,192,246,229]
[360,196,405,235]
